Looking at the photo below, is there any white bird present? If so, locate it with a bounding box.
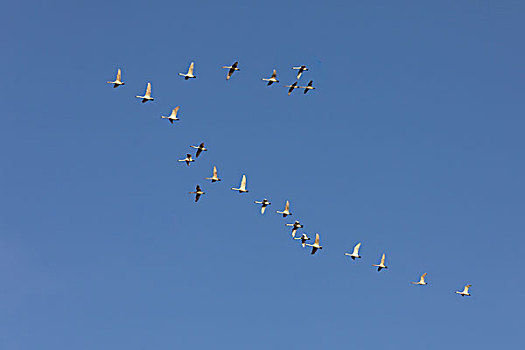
[161,106,180,123]
[190,142,207,158]
[189,185,205,202]
[411,273,428,286]
[254,199,271,214]
[276,200,292,217]
[262,69,279,85]
[455,284,472,296]
[106,68,125,88]
[294,233,311,247]
[178,154,195,166]
[179,62,196,80]
[305,233,322,255]
[285,220,303,238]
[222,61,239,80]
[300,80,315,94]
[135,82,154,103]
[205,166,221,182]
[284,82,300,96]
[344,242,362,260]
[372,253,387,271]
[231,174,248,193]
[292,65,308,79]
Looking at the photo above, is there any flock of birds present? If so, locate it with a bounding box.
[106,61,473,298]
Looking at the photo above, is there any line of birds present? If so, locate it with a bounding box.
[106,61,472,297]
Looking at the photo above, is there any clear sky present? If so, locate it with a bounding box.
[1,1,524,349]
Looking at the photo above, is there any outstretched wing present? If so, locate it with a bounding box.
[196,185,202,191]
[353,242,361,255]
[464,284,472,293]
[240,174,247,190]
[195,193,201,202]
[171,106,180,117]
[311,246,318,255]
[308,80,313,87]
[186,153,192,159]
[420,273,427,283]
[380,253,386,265]
[116,68,122,81]
[285,200,290,212]
[146,82,152,97]
[314,233,320,246]
[213,166,217,177]
[196,148,202,158]
[271,69,277,78]
[232,61,238,68]
[188,62,194,75]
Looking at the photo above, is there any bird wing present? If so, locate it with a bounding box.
[420,273,427,283]
[353,242,361,255]
[314,233,320,246]
[380,253,385,265]
[232,61,238,68]
[464,284,472,293]
[146,83,152,97]
[271,69,276,78]
[311,246,318,255]
[297,71,302,80]
[240,174,247,190]
[195,193,201,202]
[261,206,266,214]
[196,148,202,158]
[227,69,234,80]
[213,166,217,177]
[188,62,194,75]
[116,68,121,81]
[285,201,290,212]
[196,185,201,191]
[308,80,313,86]
[171,106,180,117]
[186,154,192,159]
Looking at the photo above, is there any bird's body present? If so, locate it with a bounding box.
[205,166,221,182]
[305,233,322,254]
[372,253,387,271]
[178,154,195,166]
[179,62,196,79]
[262,69,279,85]
[161,106,180,124]
[276,200,292,217]
[292,65,308,80]
[344,242,362,260]
[285,82,300,96]
[294,233,311,247]
[455,284,472,296]
[107,68,125,88]
[222,61,239,80]
[190,142,207,158]
[285,220,303,238]
[189,185,205,202]
[300,80,315,94]
[135,82,154,103]
[411,273,428,286]
[231,174,248,193]
[254,199,271,214]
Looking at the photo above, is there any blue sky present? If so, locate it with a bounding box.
[1,1,524,348]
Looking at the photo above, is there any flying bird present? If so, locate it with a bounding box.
[285,220,303,238]
[305,233,322,255]
[262,69,279,85]
[455,284,472,296]
[231,174,248,193]
[292,65,308,79]
[294,233,311,247]
[222,61,240,80]
[285,82,300,96]
[179,62,196,80]
[276,200,292,217]
[300,80,315,94]
[205,166,221,182]
[106,68,124,88]
[344,242,362,260]
[254,199,271,214]
[161,106,180,123]
[411,273,428,286]
[135,82,154,103]
[190,142,207,158]
[372,253,387,271]
[178,154,195,166]
[189,185,205,202]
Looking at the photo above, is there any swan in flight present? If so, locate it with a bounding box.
[161,106,180,123]
[276,200,292,217]
[178,154,195,166]
[285,82,300,96]
[305,233,322,255]
[455,284,472,296]
[292,65,308,79]
[107,68,124,88]
[222,61,239,80]
[411,273,428,286]
[254,199,271,214]
[372,253,387,271]
[135,82,154,103]
[344,242,362,260]
[294,233,311,247]
[190,142,207,158]
[262,69,279,85]
[179,62,196,80]
[189,185,205,202]
[285,220,303,238]
[300,80,316,94]
[231,174,248,193]
[205,166,221,182]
